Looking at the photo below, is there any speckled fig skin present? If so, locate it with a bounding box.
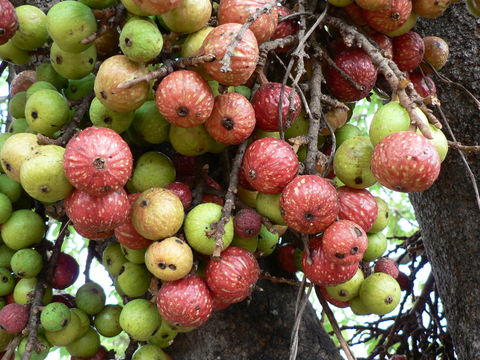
[65,188,129,233]
[74,224,114,240]
[156,70,214,128]
[280,175,339,234]
[374,257,399,278]
[201,23,259,86]
[408,71,436,99]
[206,246,260,303]
[421,36,449,73]
[363,0,412,34]
[64,127,133,197]
[9,70,36,96]
[242,137,299,194]
[94,55,149,113]
[217,0,278,44]
[370,32,393,58]
[271,6,299,53]
[413,0,449,18]
[251,83,302,132]
[131,188,184,241]
[0,303,28,333]
[392,31,424,72]
[322,220,368,265]
[302,237,358,286]
[371,131,441,192]
[325,49,377,102]
[133,0,180,15]
[114,193,152,250]
[157,274,213,328]
[145,237,193,281]
[205,92,256,145]
[337,186,378,232]
[0,0,18,45]
[355,0,391,11]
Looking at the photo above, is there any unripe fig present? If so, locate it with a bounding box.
[363,233,388,261]
[45,309,82,346]
[131,152,175,192]
[133,344,170,360]
[369,196,390,233]
[120,19,163,63]
[120,299,161,341]
[94,305,122,337]
[359,272,401,315]
[11,5,48,51]
[75,282,106,315]
[66,327,100,358]
[10,248,43,278]
[102,243,127,276]
[50,42,97,80]
[0,133,38,182]
[133,101,170,144]
[256,193,286,225]
[116,262,151,297]
[1,210,44,250]
[0,194,11,224]
[145,237,193,281]
[36,63,68,91]
[160,0,211,34]
[169,124,215,156]
[40,302,71,332]
[325,268,364,302]
[89,97,134,134]
[14,278,52,305]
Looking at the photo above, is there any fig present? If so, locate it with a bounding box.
[116,262,151,297]
[11,5,48,51]
[120,299,161,341]
[0,0,18,46]
[75,282,106,315]
[325,268,365,302]
[40,302,71,332]
[421,36,449,73]
[160,0,211,34]
[363,0,412,34]
[322,220,368,265]
[133,100,170,144]
[89,97,134,134]
[1,210,44,250]
[392,31,424,71]
[0,133,38,182]
[66,327,101,358]
[10,248,43,278]
[94,304,122,337]
[102,243,127,276]
[145,237,193,281]
[119,19,163,63]
[359,272,401,315]
[169,124,215,156]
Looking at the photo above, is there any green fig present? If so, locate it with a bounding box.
[119,19,163,63]
[80,0,118,9]
[119,299,161,341]
[35,63,68,90]
[131,152,175,192]
[71,308,91,338]
[180,26,214,57]
[66,327,100,358]
[26,81,57,99]
[11,5,48,51]
[335,124,362,147]
[120,0,149,16]
[160,0,212,34]
[121,245,147,264]
[25,89,70,136]
[0,133,39,182]
[149,319,178,348]
[369,101,410,146]
[10,248,43,278]
[94,304,122,337]
[359,273,401,315]
[18,335,50,360]
[0,329,14,352]
[349,296,371,315]
[326,268,364,302]
[1,210,44,250]
[89,97,134,133]
[102,243,127,276]
[0,41,31,65]
[0,246,15,268]
[257,224,279,256]
[0,267,14,296]
[8,92,27,119]
[0,193,12,224]
[40,302,71,332]
[50,42,97,80]
[65,73,95,100]
[116,262,151,298]
[231,235,258,253]
[369,197,390,234]
[256,193,285,225]
[363,233,387,262]
[133,344,170,360]
[75,282,106,315]
[14,277,52,305]
[45,309,82,346]
[132,101,170,144]
[169,124,215,156]
[8,118,31,134]
[0,174,22,202]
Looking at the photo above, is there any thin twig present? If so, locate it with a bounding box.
[260,272,305,286]
[289,282,312,360]
[2,335,21,360]
[84,241,96,282]
[447,141,480,152]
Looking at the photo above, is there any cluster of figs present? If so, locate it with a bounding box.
[0,0,454,358]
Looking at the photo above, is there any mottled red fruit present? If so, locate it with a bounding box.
[74,224,114,240]
[363,0,412,34]
[205,92,256,145]
[280,175,339,234]
[371,32,393,58]
[71,346,108,360]
[65,188,129,233]
[201,23,259,86]
[64,127,133,197]
[218,0,278,44]
[374,257,399,278]
[114,193,152,250]
[238,164,255,191]
[157,274,213,328]
[51,294,76,308]
[205,247,260,303]
[211,295,231,311]
[0,0,18,45]
[317,286,349,308]
[271,6,299,53]
[165,182,192,210]
[234,209,262,238]
[325,49,377,102]
[251,83,302,132]
[9,70,35,96]
[0,303,28,333]
[322,220,368,265]
[172,154,196,177]
[392,31,425,72]
[51,253,80,290]
[156,70,214,128]
[337,187,378,232]
[242,137,299,194]
[302,237,358,286]
[355,0,391,11]
[371,131,441,192]
[133,0,180,15]
[408,71,436,99]
[277,244,298,273]
[344,4,367,25]
[421,36,449,73]
[396,271,412,292]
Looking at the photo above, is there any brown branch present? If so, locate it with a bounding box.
[316,287,357,360]
[289,281,312,360]
[84,241,96,282]
[2,335,21,360]
[117,54,216,90]
[83,3,125,45]
[191,163,209,208]
[260,272,305,286]
[219,0,277,73]
[22,219,71,360]
[207,141,248,258]
[123,337,138,360]
[37,92,94,147]
[256,34,299,70]
[447,141,480,152]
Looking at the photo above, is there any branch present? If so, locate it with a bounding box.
[117,54,216,89]
[1,335,21,360]
[84,241,96,282]
[123,337,138,360]
[447,141,480,152]
[259,272,305,286]
[83,3,126,45]
[207,141,248,258]
[219,0,277,73]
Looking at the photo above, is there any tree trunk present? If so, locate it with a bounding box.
[411,4,480,360]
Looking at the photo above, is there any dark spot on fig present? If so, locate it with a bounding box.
[118,266,125,275]
[385,212,389,218]
[4,162,11,171]
[158,262,167,269]
[92,288,99,294]
[410,156,417,161]
[237,275,242,280]
[89,58,94,64]
[195,305,201,311]
[177,106,189,117]
[61,319,69,327]
[102,185,112,193]
[17,272,24,277]
[70,85,77,93]
[354,227,362,237]
[140,200,148,207]
[93,157,106,170]
[385,296,393,304]
[304,212,315,221]
[103,116,112,124]
[40,185,49,193]
[162,334,169,339]
[168,264,176,270]
[350,246,359,255]
[391,12,400,20]
[100,91,107,99]
[221,117,234,130]
[56,56,63,64]
[354,176,363,184]
[0,29,4,36]
[125,37,132,47]
[339,290,347,297]
[394,185,405,191]
[175,239,184,244]
[335,253,345,259]
[31,111,38,119]
[106,258,112,265]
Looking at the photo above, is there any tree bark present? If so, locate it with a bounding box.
[411,4,480,360]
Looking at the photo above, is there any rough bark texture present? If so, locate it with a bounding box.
[168,266,343,360]
[412,4,480,360]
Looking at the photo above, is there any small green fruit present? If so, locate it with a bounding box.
[116,262,151,297]
[26,81,57,99]
[25,89,70,136]
[231,234,258,253]
[131,152,175,192]
[169,124,215,156]
[119,299,161,341]
[363,233,388,262]
[40,302,71,332]
[45,309,82,346]
[119,19,163,63]
[120,0,149,16]
[132,101,170,144]
[11,5,48,51]
[333,136,376,189]
[326,268,364,302]
[65,73,95,100]
[133,344,170,360]
[349,296,371,315]
[8,118,31,134]
[369,102,410,146]
[359,273,401,315]
[36,63,68,90]
[89,97,133,133]
[0,268,14,296]
[328,0,353,6]
[94,304,122,337]
[0,193,12,224]
[257,225,279,256]
[0,174,22,202]
[50,42,97,80]
[0,246,15,268]
[256,193,285,225]
[71,308,90,338]
[181,27,214,57]
[335,124,362,147]
[80,0,117,9]
[18,335,50,360]
[75,282,106,315]
[14,278,52,305]
[184,203,234,255]
[285,112,309,139]
[121,245,147,264]
[417,122,448,162]
[0,41,31,65]
[0,133,39,182]
[102,243,127,276]
[149,319,178,348]
[369,197,390,233]
[10,248,43,278]
[161,0,212,34]
[2,210,44,250]
[8,92,27,119]
[66,327,100,358]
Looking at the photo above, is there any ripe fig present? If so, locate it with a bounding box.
[277,244,299,273]
[271,6,299,53]
[133,0,180,15]
[392,31,424,71]
[0,303,28,333]
[322,220,368,265]
[51,253,79,290]
[165,182,192,209]
[363,0,412,34]
[355,0,391,11]
[421,36,449,73]
[160,0,211,34]
[337,187,378,232]
[145,237,193,281]
[9,70,36,96]
[0,0,18,46]
[374,257,399,278]
[408,71,437,100]
[234,209,262,238]
[413,0,449,18]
